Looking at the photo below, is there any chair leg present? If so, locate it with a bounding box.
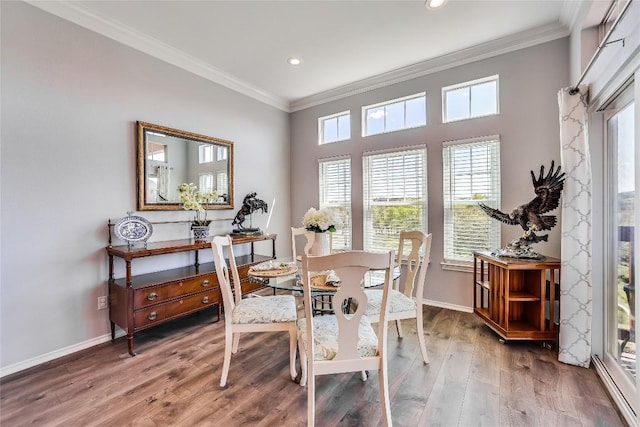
[232,333,240,353]
[289,328,297,381]
[298,335,308,387]
[308,371,316,427]
[220,328,233,387]
[378,360,392,427]
[416,310,429,364]
[395,319,404,338]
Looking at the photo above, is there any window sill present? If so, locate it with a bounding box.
[441,261,474,273]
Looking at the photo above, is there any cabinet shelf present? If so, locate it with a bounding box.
[473,251,560,343]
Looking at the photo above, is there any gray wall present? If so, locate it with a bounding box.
[290,38,570,310]
[1,2,290,372]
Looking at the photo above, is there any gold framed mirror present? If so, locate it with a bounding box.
[137,121,234,211]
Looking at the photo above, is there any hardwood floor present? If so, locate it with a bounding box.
[1,305,626,426]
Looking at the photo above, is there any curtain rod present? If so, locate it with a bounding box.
[569,0,633,95]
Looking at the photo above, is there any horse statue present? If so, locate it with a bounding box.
[232,192,268,232]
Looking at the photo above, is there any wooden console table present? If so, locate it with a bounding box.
[106,233,276,355]
[473,251,560,343]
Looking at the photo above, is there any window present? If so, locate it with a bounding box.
[199,144,214,164]
[603,84,636,412]
[442,136,501,266]
[363,147,427,252]
[362,93,426,137]
[147,142,167,162]
[217,172,228,195]
[319,157,352,250]
[199,173,214,193]
[442,75,499,123]
[217,145,228,161]
[319,111,351,144]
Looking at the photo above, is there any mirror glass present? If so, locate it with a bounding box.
[137,121,234,210]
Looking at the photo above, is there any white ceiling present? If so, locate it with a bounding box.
[28,0,585,111]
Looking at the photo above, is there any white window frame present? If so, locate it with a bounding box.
[198,173,214,193]
[319,156,352,250]
[362,92,426,137]
[442,75,499,123]
[318,111,351,144]
[362,146,428,252]
[199,144,214,164]
[442,136,501,270]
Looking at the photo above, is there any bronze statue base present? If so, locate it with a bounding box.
[231,228,263,236]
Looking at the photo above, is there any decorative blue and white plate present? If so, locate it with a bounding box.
[114,213,153,243]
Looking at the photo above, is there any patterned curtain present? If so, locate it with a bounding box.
[557,85,592,367]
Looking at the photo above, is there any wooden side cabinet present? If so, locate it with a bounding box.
[106,232,276,355]
[473,250,560,342]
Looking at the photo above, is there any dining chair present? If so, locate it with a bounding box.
[364,230,432,364]
[211,235,298,387]
[297,250,395,427]
[291,226,315,261]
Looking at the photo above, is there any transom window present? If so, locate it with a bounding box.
[199,144,214,164]
[362,93,426,137]
[442,136,501,265]
[442,75,499,123]
[319,111,351,144]
[363,147,428,252]
[319,157,352,250]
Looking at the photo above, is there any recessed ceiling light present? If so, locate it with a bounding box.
[287,57,301,66]
[425,0,448,10]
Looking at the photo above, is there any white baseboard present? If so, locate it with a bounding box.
[0,330,125,379]
[591,355,638,426]
[422,299,474,313]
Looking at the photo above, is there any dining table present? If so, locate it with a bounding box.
[248,257,402,315]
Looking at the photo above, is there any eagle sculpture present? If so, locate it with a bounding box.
[478,161,565,244]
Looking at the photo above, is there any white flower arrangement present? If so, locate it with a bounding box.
[177,183,218,226]
[302,207,343,233]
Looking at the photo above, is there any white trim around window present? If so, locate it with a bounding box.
[442,75,499,123]
[318,111,351,144]
[362,145,428,252]
[362,92,426,137]
[442,135,501,269]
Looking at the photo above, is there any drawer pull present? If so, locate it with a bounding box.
[201,279,210,287]
[147,311,158,321]
[201,296,210,304]
[147,292,158,301]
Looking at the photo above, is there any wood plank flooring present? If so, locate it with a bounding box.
[1,305,626,426]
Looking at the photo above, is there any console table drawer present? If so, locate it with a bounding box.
[135,274,218,308]
[134,290,219,328]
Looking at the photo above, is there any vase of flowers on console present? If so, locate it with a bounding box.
[178,183,218,241]
[302,207,343,256]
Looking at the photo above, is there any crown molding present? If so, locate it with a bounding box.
[289,21,570,112]
[24,1,290,112]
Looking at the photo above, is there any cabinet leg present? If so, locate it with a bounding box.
[127,334,137,357]
[110,321,115,341]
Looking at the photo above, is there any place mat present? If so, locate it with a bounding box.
[248,265,298,278]
[309,271,341,290]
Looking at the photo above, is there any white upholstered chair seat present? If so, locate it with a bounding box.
[297,315,378,361]
[232,295,297,324]
[364,289,416,316]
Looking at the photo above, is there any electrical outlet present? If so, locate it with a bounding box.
[98,296,108,310]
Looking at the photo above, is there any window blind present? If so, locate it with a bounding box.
[443,137,500,263]
[363,147,427,252]
[319,157,351,250]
